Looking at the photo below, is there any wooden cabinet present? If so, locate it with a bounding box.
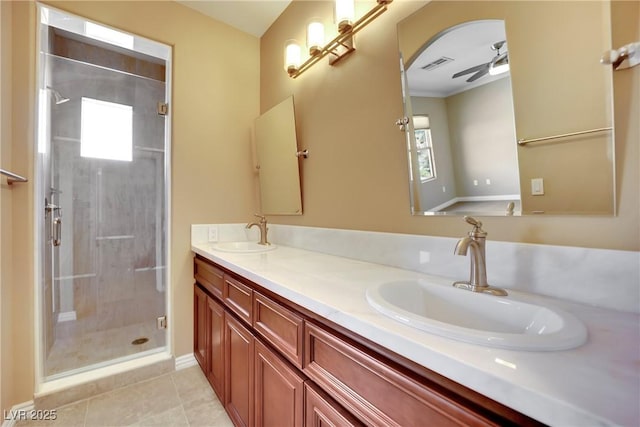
[224,275,253,325]
[207,296,225,400]
[225,314,255,427]
[194,283,225,401]
[253,291,304,368]
[304,383,363,427]
[193,285,209,371]
[255,340,305,427]
[304,322,499,427]
[195,257,224,299]
[193,255,540,427]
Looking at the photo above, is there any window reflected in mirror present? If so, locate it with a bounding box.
[412,116,436,182]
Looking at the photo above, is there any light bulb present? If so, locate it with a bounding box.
[284,40,301,75]
[307,20,325,56]
[335,0,355,33]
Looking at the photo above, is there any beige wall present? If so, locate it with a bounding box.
[1,0,13,414]
[3,0,36,413]
[261,0,639,251]
[445,78,519,198]
[2,0,259,411]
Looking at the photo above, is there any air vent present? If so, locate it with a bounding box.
[421,57,454,71]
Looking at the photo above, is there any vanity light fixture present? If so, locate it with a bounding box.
[285,0,392,78]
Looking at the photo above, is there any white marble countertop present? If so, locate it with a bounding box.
[192,242,640,426]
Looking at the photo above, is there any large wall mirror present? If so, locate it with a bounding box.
[398,1,615,216]
[255,96,303,215]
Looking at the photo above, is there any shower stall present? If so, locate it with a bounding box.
[36,6,171,381]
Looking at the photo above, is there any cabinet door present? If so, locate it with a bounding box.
[305,383,363,427]
[225,314,255,427]
[255,340,304,427]
[194,285,209,371]
[207,296,225,401]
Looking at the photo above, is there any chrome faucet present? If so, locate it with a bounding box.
[453,216,507,296]
[246,214,270,246]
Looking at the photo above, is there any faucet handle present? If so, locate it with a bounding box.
[254,213,266,222]
[464,216,485,234]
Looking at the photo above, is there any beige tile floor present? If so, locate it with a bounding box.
[16,367,233,427]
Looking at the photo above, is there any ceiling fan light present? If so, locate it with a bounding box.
[489,62,509,75]
[489,53,509,76]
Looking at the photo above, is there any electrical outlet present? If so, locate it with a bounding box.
[473,180,478,186]
[486,178,491,185]
[208,225,218,242]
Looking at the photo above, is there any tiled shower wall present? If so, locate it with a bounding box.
[45,48,166,376]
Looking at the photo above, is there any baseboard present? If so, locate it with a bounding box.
[428,195,520,212]
[427,198,459,212]
[2,400,35,427]
[175,353,197,371]
[457,194,520,202]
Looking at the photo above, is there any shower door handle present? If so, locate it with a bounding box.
[53,217,62,247]
[45,202,62,246]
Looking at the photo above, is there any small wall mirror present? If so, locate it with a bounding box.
[398,1,615,216]
[255,96,303,215]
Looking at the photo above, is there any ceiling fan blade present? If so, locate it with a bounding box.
[466,65,490,82]
[451,63,488,79]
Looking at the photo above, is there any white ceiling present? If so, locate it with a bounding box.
[176,0,292,37]
[406,20,509,98]
[176,3,509,98]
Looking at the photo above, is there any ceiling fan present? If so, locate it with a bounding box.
[452,41,509,82]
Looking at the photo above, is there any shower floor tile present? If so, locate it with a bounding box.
[15,367,233,427]
[46,320,165,377]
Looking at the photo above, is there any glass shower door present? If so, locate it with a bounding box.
[38,7,171,380]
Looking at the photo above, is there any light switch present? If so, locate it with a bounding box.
[473,180,478,186]
[531,178,544,195]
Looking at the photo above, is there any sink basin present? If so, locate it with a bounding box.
[366,279,587,351]
[211,241,277,253]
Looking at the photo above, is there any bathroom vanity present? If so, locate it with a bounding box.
[191,225,640,427]
[193,254,538,426]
